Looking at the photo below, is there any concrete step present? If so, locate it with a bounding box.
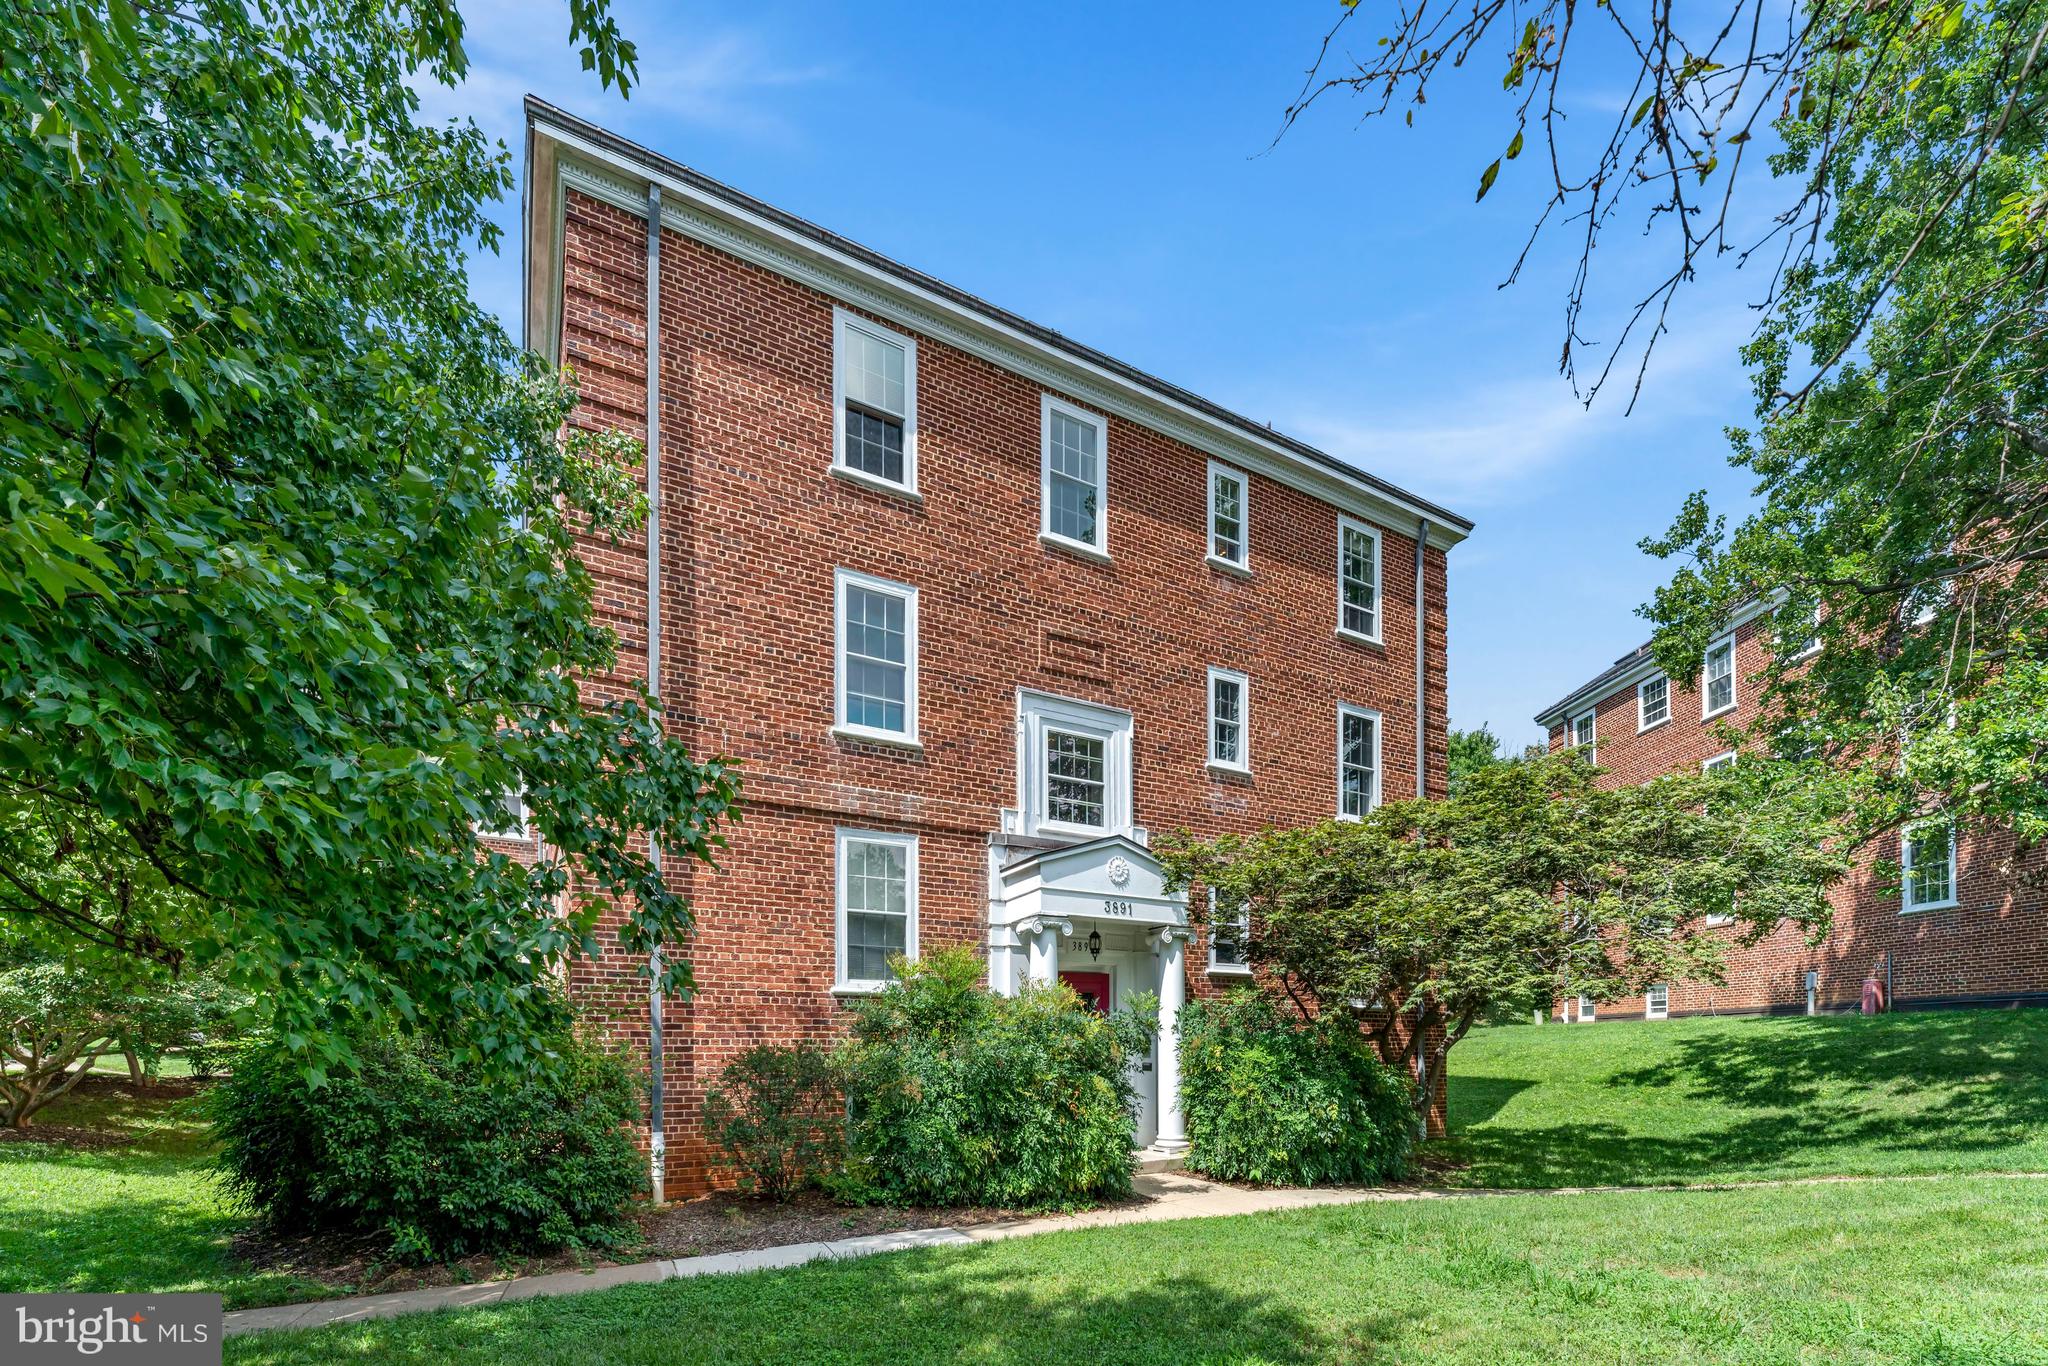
[1135,1145,1187,1174]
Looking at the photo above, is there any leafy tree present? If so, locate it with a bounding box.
[1287,0,2048,851]
[0,957,129,1126]
[1446,725,1508,795]
[1159,752,1848,1116]
[1,1,736,1077]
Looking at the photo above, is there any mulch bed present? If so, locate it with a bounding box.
[230,1187,1158,1300]
[1,1074,208,1149]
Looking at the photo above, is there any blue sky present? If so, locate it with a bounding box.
[433,0,1770,750]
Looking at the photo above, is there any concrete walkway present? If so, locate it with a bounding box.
[222,1170,1383,1338]
[223,1167,2048,1338]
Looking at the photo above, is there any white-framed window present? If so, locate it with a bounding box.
[1702,751,1737,773]
[1901,820,1958,913]
[1337,703,1380,820]
[1207,461,1248,570]
[832,309,917,495]
[1645,984,1670,1020]
[1040,395,1108,557]
[835,828,917,992]
[478,789,529,840]
[1786,604,1823,661]
[1018,690,1132,838]
[1207,667,1249,773]
[1702,636,1736,718]
[1638,675,1671,731]
[833,568,919,745]
[1336,516,1382,644]
[1209,895,1251,974]
[1576,994,1596,1023]
[1570,710,1597,762]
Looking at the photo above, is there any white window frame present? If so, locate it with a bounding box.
[1637,675,1671,732]
[1335,515,1383,645]
[1039,394,1109,559]
[1787,605,1823,661]
[1208,896,1252,976]
[834,827,919,994]
[1645,984,1670,1020]
[1702,751,1737,773]
[1206,460,1249,573]
[1206,667,1250,774]
[1336,703,1382,821]
[478,789,529,840]
[832,568,920,747]
[831,309,918,497]
[1571,709,1597,763]
[1017,690,1133,839]
[1576,994,1596,1023]
[1901,819,1959,913]
[1701,636,1737,719]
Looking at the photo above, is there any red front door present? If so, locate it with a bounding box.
[1059,970,1112,1015]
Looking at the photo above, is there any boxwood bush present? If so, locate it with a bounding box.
[1179,992,1414,1187]
[212,1027,645,1262]
[835,947,1151,1209]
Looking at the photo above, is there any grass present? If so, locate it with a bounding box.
[0,1084,334,1310]
[221,1176,2048,1365]
[1436,1009,2048,1188]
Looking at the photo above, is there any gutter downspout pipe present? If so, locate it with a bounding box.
[643,182,666,1204]
[1415,516,1428,799]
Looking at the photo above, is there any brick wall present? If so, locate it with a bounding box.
[1543,615,2048,1020]
[549,191,1454,1191]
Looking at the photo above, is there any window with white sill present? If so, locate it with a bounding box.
[1337,517,1381,642]
[833,310,917,493]
[835,568,918,743]
[1902,820,1958,912]
[1208,462,1248,569]
[1041,396,1107,554]
[1017,690,1132,838]
[1209,896,1250,973]
[1638,675,1670,730]
[1337,704,1380,819]
[1208,667,1249,772]
[836,828,917,991]
[1645,983,1669,1020]
[1702,637,1736,717]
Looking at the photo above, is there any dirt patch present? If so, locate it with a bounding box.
[228,1187,1155,1300]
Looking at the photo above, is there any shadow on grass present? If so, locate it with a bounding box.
[227,1254,1408,1366]
[1441,1010,2048,1188]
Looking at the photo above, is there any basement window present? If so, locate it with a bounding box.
[1646,984,1669,1020]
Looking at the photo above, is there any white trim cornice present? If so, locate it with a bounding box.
[535,121,1471,551]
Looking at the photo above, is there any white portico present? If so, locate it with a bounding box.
[987,832,1191,1152]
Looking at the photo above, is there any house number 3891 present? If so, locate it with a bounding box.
[1101,899,1134,916]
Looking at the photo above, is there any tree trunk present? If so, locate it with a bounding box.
[124,1048,145,1086]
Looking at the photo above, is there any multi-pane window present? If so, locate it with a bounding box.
[1702,751,1737,774]
[1646,984,1670,1020]
[1902,821,1958,912]
[1338,704,1379,819]
[1210,896,1250,972]
[1702,637,1736,717]
[1638,675,1670,730]
[1041,396,1106,552]
[835,569,917,742]
[837,829,916,991]
[1571,710,1596,762]
[1337,517,1381,642]
[1019,691,1132,837]
[1575,994,1596,1023]
[1208,667,1248,772]
[479,789,527,839]
[1208,462,1248,569]
[1046,730,1107,828]
[833,311,916,491]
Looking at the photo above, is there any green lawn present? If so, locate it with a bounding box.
[222,1176,2048,1365]
[1438,1009,2048,1188]
[0,1085,333,1309]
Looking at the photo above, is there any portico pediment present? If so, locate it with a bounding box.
[993,834,1186,930]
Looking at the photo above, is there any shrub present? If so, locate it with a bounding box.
[212,1026,645,1261]
[702,1042,842,1200]
[1178,992,1415,1187]
[836,947,1150,1209]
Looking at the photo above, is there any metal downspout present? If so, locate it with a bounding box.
[643,182,666,1203]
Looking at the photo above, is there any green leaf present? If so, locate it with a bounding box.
[1476,159,1501,201]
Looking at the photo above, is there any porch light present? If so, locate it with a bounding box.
[1087,929,1103,960]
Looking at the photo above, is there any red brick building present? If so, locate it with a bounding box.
[1535,600,2048,1022]
[517,100,1470,1196]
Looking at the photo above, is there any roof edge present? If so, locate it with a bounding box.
[522,96,1473,548]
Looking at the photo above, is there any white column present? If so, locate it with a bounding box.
[1151,926,1190,1151]
[1022,917,1069,986]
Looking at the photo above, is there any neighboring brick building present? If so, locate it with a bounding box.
[518,99,1470,1196]
[1535,600,2048,1022]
